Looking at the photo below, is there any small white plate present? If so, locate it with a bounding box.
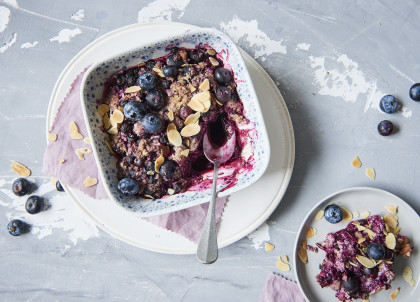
[46,22,295,253]
[294,187,420,302]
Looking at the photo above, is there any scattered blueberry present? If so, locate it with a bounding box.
[145,90,166,111]
[117,178,139,195]
[409,83,420,101]
[12,178,31,196]
[179,106,193,120]
[216,86,231,103]
[159,160,178,179]
[25,195,44,214]
[379,95,400,113]
[324,204,343,223]
[214,68,232,84]
[163,66,179,77]
[145,60,156,71]
[124,101,148,121]
[362,266,378,278]
[56,181,64,192]
[166,55,183,67]
[377,120,393,136]
[137,72,158,91]
[141,113,162,133]
[7,219,28,236]
[342,277,358,293]
[366,243,386,260]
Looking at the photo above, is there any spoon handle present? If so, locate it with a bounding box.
[196,162,220,264]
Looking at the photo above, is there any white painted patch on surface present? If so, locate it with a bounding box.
[49,27,82,43]
[21,41,38,48]
[296,43,310,51]
[0,6,11,32]
[3,0,18,8]
[71,9,85,21]
[0,32,17,53]
[0,180,99,245]
[309,54,412,117]
[137,0,190,23]
[220,16,287,61]
[247,222,270,249]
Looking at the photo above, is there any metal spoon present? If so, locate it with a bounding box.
[196,121,236,264]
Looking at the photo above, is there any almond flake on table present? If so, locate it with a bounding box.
[11,161,31,177]
[264,242,275,252]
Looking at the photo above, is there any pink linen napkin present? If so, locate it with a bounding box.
[42,70,227,244]
[259,273,307,302]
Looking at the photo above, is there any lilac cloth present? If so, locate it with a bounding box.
[259,273,307,302]
[42,70,227,244]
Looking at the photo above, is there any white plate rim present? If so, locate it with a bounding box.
[45,21,295,254]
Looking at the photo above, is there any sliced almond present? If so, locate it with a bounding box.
[207,49,216,56]
[385,233,396,249]
[315,210,324,220]
[84,137,91,144]
[180,124,201,137]
[392,225,401,235]
[189,83,196,92]
[356,224,366,231]
[48,133,57,141]
[167,123,177,133]
[144,194,154,199]
[390,288,400,300]
[361,211,370,219]
[110,109,124,124]
[124,86,141,93]
[264,242,275,252]
[168,109,174,121]
[58,158,66,164]
[202,99,211,111]
[50,177,57,186]
[297,241,308,264]
[83,176,98,187]
[340,206,353,222]
[104,138,116,155]
[184,112,201,125]
[69,121,79,133]
[168,188,175,195]
[305,227,317,239]
[70,131,84,139]
[283,255,289,263]
[167,129,182,147]
[154,155,165,173]
[276,258,290,272]
[351,156,362,168]
[209,57,219,66]
[107,127,118,135]
[75,149,84,160]
[187,98,205,112]
[180,149,190,157]
[356,255,375,268]
[385,205,398,214]
[353,211,360,218]
[365,168,376,180]
[103,114,111,129]
[191,91,211,103]
[146,171,154,176]
[403,266,415,286]
[358,237,366,244]
[365,228,377,240]
[199,78,210,91]
[384,214,398,229]
[97,104,110,116]
[11,161,31,177]
[216,99,224,106]
[179,51,187,60]
[152,67,165,77]
[79,148,92,154]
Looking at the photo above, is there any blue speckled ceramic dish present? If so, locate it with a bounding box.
[80,27,270,217]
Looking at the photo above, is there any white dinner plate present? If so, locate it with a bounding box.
[294,187,420,302]
[46,22,295,254]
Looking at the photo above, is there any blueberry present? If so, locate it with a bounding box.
[7,219,28,236]
[379,95,399,113]
[145,60,156,71]
[124,101,147,121]
[182,66,195,76]
[25,195,44,214]
[117,178,139,195]
[324,204,343,223]
[179,106,193,120]
[142,113,162,133]
[159,160,178,179]
[409,83,420,101]
[216,86,231,103]
[214,68,232,84]
[145,90,166,111]
[378,120,393,136]
[163,66,179,77]
[12,178,31,196]
[341,277,358,293]
[366,243,386,260]
[137,72,158,91]
[166,55,183,67]
[56,181,64,192]
[362,266,378,278]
